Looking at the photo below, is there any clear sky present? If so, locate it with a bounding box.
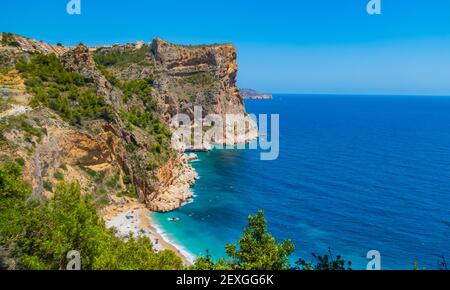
[1,0,450,95]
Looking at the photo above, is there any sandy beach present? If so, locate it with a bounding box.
[103,201,193,266]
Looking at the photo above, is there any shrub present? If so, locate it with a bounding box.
[192,211,354,271]
[16,54,113,126]
[94,170,106,184]
[0,162,183,270]
[93,46,152,68]
[294,248,352,270]
[224,210,295,270]
[19,119,43,138]
[182,72,216,87]
[106,173,120,189]
[1,33,16,47]
[43,180,53,192]
[79,165,97,178]
[192,210,295,270]
[53,171,64,181]
[1,116,44,139]
[14,158,25,166]
[9,41,20,47]
[118,184,137,199]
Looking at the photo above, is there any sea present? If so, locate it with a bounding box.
[152,94,450,270]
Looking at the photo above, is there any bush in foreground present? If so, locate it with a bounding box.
[192,210,354,271]
[0,162,183,270]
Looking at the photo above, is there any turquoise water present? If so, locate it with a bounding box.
[153,94,450,270]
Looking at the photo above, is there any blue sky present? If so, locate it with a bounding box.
[1,0,450,95]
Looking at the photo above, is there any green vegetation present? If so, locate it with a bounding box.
[78,166,125,207]
[9,42,20,48]
[0,54,7,69]
[16,54,113,126]
[181,72,216,87]
[17,118,43,138]
[0,116,44,142]
[93,46,152,68]
[117,79,172,169]
[53,170,64,181]
[117,184,137,199]
[93,170,107,184]
[95,52,174,169]
[294,248,352,270]
[192,210,353,271]
[96,64,121,87]
[0,94,7,112]
[79,165,97,178]
[93,187,110,208]
[192,210,295,270]
[1,33,19,47]
[225,210,295,270]
[14,158,25,167]
[120,79,173,166]
[121,79,155,105]
[118,175,137,198]
[94,48,175,172]
[106,172,120,189]
[0,162,183,270]
[43,180,53,192]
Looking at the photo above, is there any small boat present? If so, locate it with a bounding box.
[168,217,180,222]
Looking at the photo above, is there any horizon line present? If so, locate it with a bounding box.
[256,92,450,98]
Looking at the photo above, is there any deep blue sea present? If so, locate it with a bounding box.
[153,94,450,270]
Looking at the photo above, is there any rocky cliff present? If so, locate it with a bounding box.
[93,38,246,119]
[0,33,253,212]
[151,38,245,117]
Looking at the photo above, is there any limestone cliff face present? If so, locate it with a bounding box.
[94,38,247,120]
[151,38,244,118]
[1,34,254,213]
[152,39,245,116]
[59,46,180,209]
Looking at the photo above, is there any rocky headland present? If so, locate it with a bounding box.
[240,88,273,99]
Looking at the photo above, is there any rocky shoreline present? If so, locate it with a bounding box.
[100,152,201,264]
[147,153,199,212]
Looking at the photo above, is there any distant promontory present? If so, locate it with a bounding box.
[240,88,272,99]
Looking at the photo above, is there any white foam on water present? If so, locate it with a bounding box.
[148,214,197,263]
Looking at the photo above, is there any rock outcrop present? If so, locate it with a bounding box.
[0,33,69,55]
[150,39,258,147]
[151,38,245,117]
[148,155,198,212]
